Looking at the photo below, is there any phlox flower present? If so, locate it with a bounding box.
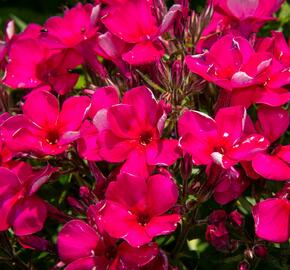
[0,162,56,235]
[98,86,180,176]
[57,219,159,270]
[100,172,180,247]
[178,106,269,169]
[186,34,290,107]
[1,91,90,155]
[101,0,182,65]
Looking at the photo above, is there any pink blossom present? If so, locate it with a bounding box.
[57,219,159,269]
[101,0,181,65]
[100,172,180,247]
[198,0,284,49]
[252,198,290,242]
[186,34,273,90]
[98,86,180,176]
[2,91,90,155]
[178,106,269,169]
[186,34,290,107]
[251,105,290,180]
[0,162,55,235]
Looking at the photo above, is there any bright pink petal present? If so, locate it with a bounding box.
[57,220,100,263]
[58,96,90,132]
[122,86,163,130]
[89,86,119,119]
[227,134,269,161]
[23,91,59,128]
[105,173,147,211]
[122,41,164,65]
[252,152,290,180]
[256,105,289,142]
[178,110,217,138]
[65,257,108,270]
[146,174,179,217]
[146,139,180,166]
[252,198,290,242]
[255,87,290,107]
[3,39,46,88]
[10,196,47,235]
[77,121,101,161]
[118,242,158,268]
[145,214,180,238]
[107,104,141,138]
[120,149,151,178]
[99,130,136,162]
[215,106,246,145]
[0,168,22,231]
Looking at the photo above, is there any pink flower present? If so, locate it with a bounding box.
[2,26,83,94]
[252,198,290,242]
[101,0,181,65]
[186,34,290,107]
[2,4,104,94]
[198,0,284,49]
[98,86,180,176]
[44,3,100,49]
[2,91,90,155]
[178,106,269,169]
[77,86,119,161]
[57,219,159,269]
[251,105,290,180]
[0,162,56,235]
[186,34,273,90]
[100,172,180,247]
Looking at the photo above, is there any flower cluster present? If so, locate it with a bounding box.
[0,0,289,269]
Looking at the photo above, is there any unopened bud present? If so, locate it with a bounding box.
[253,245,268,258]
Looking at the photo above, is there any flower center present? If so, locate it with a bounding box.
[139,131,153,146]
[45,130,60,145]
[137,214,150,226]
[105,245,118,260]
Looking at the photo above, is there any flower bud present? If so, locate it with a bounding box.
[253,245,268,258]
[229,210,244,227]
[206,223,229,250]
[208,209,227,225]
[238,261,250,270]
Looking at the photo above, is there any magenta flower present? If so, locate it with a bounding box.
[214,0,284,34]
[77,86,119,161]
[178,106,269,169]
[0,162,55,235]
[100,172,180,247]
[186,34,290,107]
[98,86,180,176]
[101,0,181,65]
[44,3,100,49]
[186,34,273,90]
[250,105,290,180]
[57,219,159,269]
[2,25,83,94]
[252,198,290,242]
[2,91,90,155]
